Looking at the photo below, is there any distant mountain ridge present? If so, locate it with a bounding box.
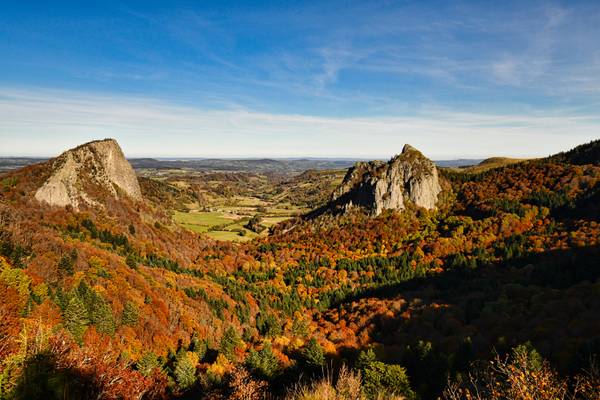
[128,157,357,174]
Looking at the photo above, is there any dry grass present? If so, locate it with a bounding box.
[286,365,405,400]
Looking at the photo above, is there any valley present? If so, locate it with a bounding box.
[3,3,599,399]
[0,138,598,399]
[137,167,346,241]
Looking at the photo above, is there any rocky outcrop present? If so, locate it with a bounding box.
[329,144,441,215]
[35,139,142,210]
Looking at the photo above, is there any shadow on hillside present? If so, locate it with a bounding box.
[10,351,99,400]
[326,244,600,399]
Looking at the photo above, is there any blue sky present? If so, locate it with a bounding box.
[1,0,599,158]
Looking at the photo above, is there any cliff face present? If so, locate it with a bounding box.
[330,144,441,215]
[34,139,142,210]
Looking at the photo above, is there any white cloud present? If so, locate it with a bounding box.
[0,87,598,159]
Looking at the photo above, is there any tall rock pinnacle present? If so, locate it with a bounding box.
[34,139,142,210]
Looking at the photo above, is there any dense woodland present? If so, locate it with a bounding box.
[0,141,598,399]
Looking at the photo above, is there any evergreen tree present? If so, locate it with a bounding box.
[125,254,138,269]
[189,332,207,361]
[121,301,139,326]
[173,352,196,390]
[256,312,282,337]
[511,341,543,372]
[245,342,280,380]
[356,348,377,370]
[137,352,160,377]
[291,318,309,336]
[64,295,89,344]
[57,250,77,276]
[357,350,416,400]
[76,281,95,308]
[90,296,115,336]
[220,326,241,361]
[301,338,325,369]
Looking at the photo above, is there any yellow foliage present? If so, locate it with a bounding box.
[187,351,199,367]
[273,335,291,347]
[0,266,31,296]
[207,353,232,377]
[88,255,106,269]
[290,337,305,350]
[32,282,48,299]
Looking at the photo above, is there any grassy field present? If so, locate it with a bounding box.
[206,230,258,242]
[262,216,289,227]
[173,209,272,242]
[173,211,233,233]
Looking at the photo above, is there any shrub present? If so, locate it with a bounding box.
[227,367,267,400]
[357,349,415,399]
[288,365,363,400]
[442,343,578,400]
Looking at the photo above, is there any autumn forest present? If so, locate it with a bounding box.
[0,139,599,400]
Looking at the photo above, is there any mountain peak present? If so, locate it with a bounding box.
[34,139,142,210]
[329,145,441,215]
[402,143,419,154]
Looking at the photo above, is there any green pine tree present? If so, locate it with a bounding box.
[358,351,416,400]
[57,250,77,276]
[173,352,196,390]
[245,342,280,380]
[301,338,325,369]
[220,326,241,361]
[64,295,89,344]
[356,348,377,370]
[90,296,115,336]
[121,301,139,326]
[137,352,160,377]
[189,332,207,360]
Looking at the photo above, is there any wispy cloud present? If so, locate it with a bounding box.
[0,87,597,159]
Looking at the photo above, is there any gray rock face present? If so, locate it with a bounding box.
[35,139,142,210]
[330,144,441,215]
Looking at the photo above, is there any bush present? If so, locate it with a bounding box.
[442,343,584,400]
[226,367,267,400]
[357,349,415,399]
[288,365,362,400]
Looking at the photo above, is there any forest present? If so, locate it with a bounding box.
[0,140,598,399]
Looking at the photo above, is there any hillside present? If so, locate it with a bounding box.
[550,139,600,165]
[0,140,598,399]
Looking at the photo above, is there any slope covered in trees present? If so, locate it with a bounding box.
[0,141,598,399]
